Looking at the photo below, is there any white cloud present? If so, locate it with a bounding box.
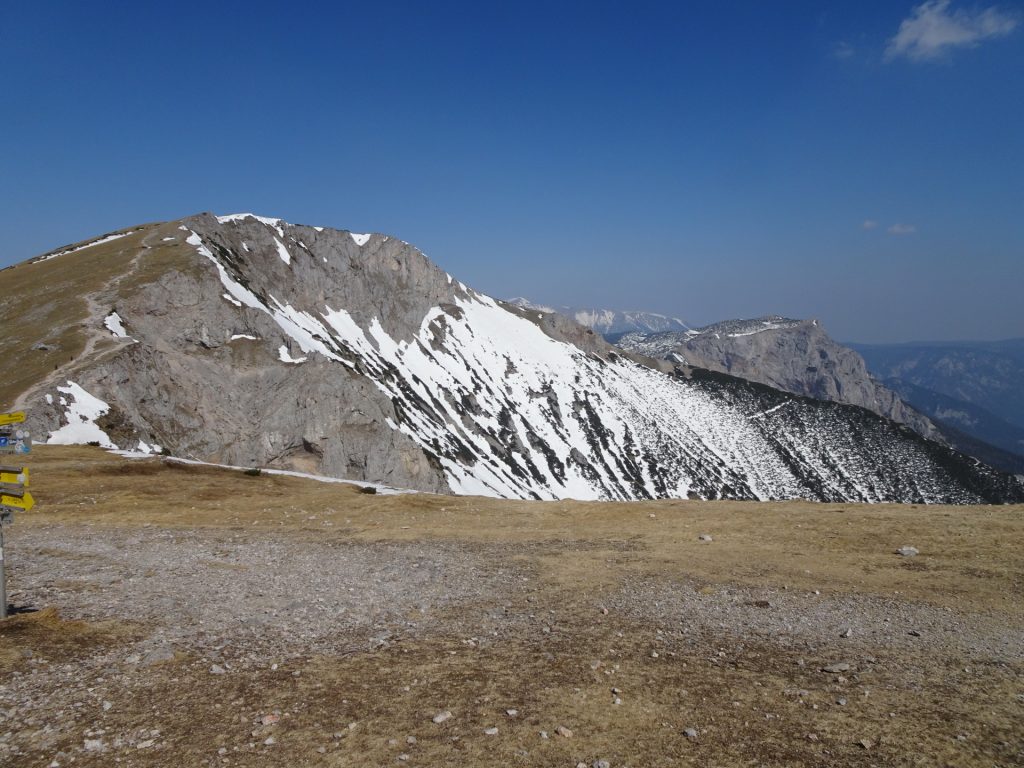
[886,1,1018,61]
[862,219,879,230]
[888,223,917,235]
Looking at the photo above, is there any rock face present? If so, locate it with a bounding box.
[615,317,941,442]
[4,214,1023,503]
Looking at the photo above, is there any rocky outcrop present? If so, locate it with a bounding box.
[616,317,942,442]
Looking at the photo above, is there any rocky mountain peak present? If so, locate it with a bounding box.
[3,213,1021,504]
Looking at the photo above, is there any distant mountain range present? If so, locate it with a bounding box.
[507,298,690,335]
[849,340,1024,472]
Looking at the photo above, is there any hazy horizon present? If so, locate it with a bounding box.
[2,2,1021,344]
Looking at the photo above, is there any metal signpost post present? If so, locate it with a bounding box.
[0,411,31,620]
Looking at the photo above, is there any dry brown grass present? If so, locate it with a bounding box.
[0,606,138,673]
[2,446,1022,767]
[21,446,1024,615]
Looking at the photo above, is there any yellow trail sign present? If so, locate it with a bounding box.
[0,412,26,427]
[0,468,27,486]
[0,491,33,511]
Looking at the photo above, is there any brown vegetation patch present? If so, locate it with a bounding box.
[0,607,138,672]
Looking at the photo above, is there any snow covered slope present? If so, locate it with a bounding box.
[7,213,1023,504]
[616,316,942,445]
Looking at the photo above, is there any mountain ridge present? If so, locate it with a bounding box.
[506,297,691,335]
[3,212,1021,504]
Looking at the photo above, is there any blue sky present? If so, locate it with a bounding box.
[1,1,1021,342]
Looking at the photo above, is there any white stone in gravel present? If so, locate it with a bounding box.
[264,736,276,746]
[896,546,919,557]
[505,709,518,717]
[698,534,713,542]
[432,711,452,724]
[210,664,226,675]
[484,727,499,735]
[684,728,698,740]
[84,739,104,751]
[141,646,175,666]
[593,760,612,768]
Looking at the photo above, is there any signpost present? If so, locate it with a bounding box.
[0,410,30,457]
[0,412,25,427]
[0,411,31,619]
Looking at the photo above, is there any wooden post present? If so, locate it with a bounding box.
[0,410,31,621]
[0,524,6,619]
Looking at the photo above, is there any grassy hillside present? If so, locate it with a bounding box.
[0,222,203,411]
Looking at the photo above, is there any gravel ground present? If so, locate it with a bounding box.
[611,579,1024,662]
[7,525,531,659]
[17,524,1019,666]
[1,517,1022,767]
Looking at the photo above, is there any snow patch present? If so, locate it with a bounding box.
[748,402,792,420]
[216,213,285,237]
[231,334,258,341]
[350,233,371,246]
[47,382,118,448]
[35,231,135,263]
[103,311,129,338]
[274,238,292,265]
[112,453,413,495]
[278,345,307,364]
